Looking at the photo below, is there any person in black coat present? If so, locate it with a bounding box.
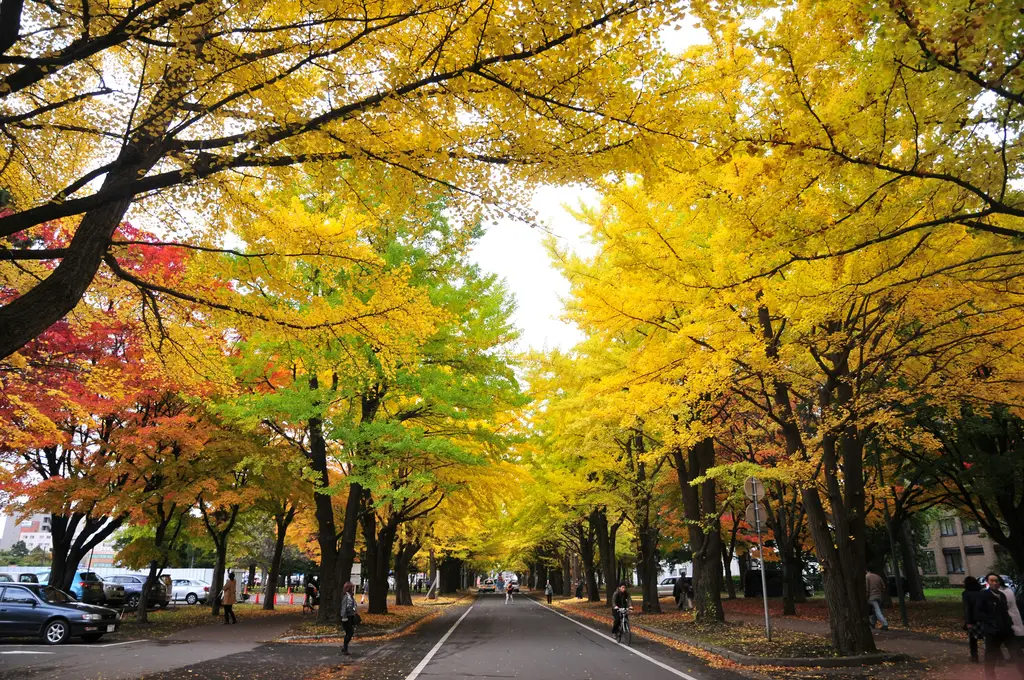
[975,573,1024,679]
[963,576,983,663]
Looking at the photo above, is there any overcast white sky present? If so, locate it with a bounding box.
[469,186,600,353]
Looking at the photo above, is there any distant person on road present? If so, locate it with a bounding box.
[963,576,983,663]
[341,581,358,655]
[575,580,583,600]
[976,573,1024,679]
[222,572,238,625]
[545,581,553,604]
[612,582,632,636]
[505,580,515,604]
[865,568,888,631]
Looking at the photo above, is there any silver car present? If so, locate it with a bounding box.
[171,578,210,605]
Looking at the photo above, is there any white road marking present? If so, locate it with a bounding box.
[528,598,704,680]
[98,639,148,647]
[403,605,474,680]
[0,650,55,655]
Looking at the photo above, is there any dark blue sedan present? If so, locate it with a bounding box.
[0,583,120,644]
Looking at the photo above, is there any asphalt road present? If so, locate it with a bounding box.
[0,595,751,680]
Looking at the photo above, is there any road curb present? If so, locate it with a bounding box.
[277,593,474,642]
[534,597,907,669]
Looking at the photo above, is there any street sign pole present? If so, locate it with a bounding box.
[746,477,772,641]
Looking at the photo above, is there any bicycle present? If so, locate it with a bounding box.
[614,606,632,645]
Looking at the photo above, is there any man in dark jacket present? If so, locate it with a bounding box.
[976,573,1024,679]
[672,578,683,607]
[612,583,632,635]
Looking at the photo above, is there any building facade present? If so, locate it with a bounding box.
[920,511,1003,585]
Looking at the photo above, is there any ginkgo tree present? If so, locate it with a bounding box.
[0,0,676,359]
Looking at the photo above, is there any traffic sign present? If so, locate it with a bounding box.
[744,477,765,501]
[745,502,766,529]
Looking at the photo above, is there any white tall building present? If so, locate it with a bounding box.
[0,513,52,551]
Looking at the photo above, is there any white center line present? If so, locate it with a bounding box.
[99,639,148,647]
[0,650,55,655]
[403,605,474,680]
[527,598,704,680]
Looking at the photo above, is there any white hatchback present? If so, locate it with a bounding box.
[171,578,211,605]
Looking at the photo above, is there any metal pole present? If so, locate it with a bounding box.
[752,480,772,641]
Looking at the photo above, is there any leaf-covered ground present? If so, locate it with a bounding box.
[553,597,836,660]
[282,593,468,641]
[721,594,965,642]
[117,603,304,640]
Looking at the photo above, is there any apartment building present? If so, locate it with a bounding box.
[920,512,1003,585]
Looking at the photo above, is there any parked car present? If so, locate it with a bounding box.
[103,574,170,609]
[0,572,39,584]
[478,579,496,593]
[34,570,106,605]
[657,576,680,598]
[171,578,210,605]
[97,576,126,608]
[0,583,120,644]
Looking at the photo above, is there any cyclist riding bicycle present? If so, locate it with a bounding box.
[611,582,632,636]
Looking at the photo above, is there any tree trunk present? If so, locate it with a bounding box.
[137,560,159,624]
[0,147,160,360]
[209,542,228,617]
[898,520,926,601]
[361,501,397,616]
[263,509,293,610]
[673,436,723,622]
[394,542,418,606]
[722,542,736,600]
[577,522,600,602]
[48,513,124,591]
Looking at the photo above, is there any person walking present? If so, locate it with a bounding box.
[341,581,359,656]
[545,581,553,604]
[964,576,983,663]
[221,572,238,624]
[672,577,683,608]
[575,580,583,600]
[976,573,1024,679]
[505,580,515,604]
[865,568,888,631]
[611,583,632,636]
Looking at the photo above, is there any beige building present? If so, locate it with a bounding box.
[921,512,1004,585]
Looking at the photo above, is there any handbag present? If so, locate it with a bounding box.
[353,612,362,626]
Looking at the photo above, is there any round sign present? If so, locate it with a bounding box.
[744,476,765,501]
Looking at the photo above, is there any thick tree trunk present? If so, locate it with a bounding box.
[577,522,600,602]
[394,542,418,606]
[898,520,926,601]
[361,502,398,615]
[673,437,723,622]
[0,148,159,360]
[308,410,343,624]
[209,542,228,617]
[49,514,124,591]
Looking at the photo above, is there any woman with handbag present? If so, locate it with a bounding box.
[975,573,1024,679]
[341,581,360,655]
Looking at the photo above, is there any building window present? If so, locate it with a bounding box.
[921,550,938,575]
[962,519,980,535]
[965,545,985,556]
[944,548,965,574]
[939,518,958,536]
